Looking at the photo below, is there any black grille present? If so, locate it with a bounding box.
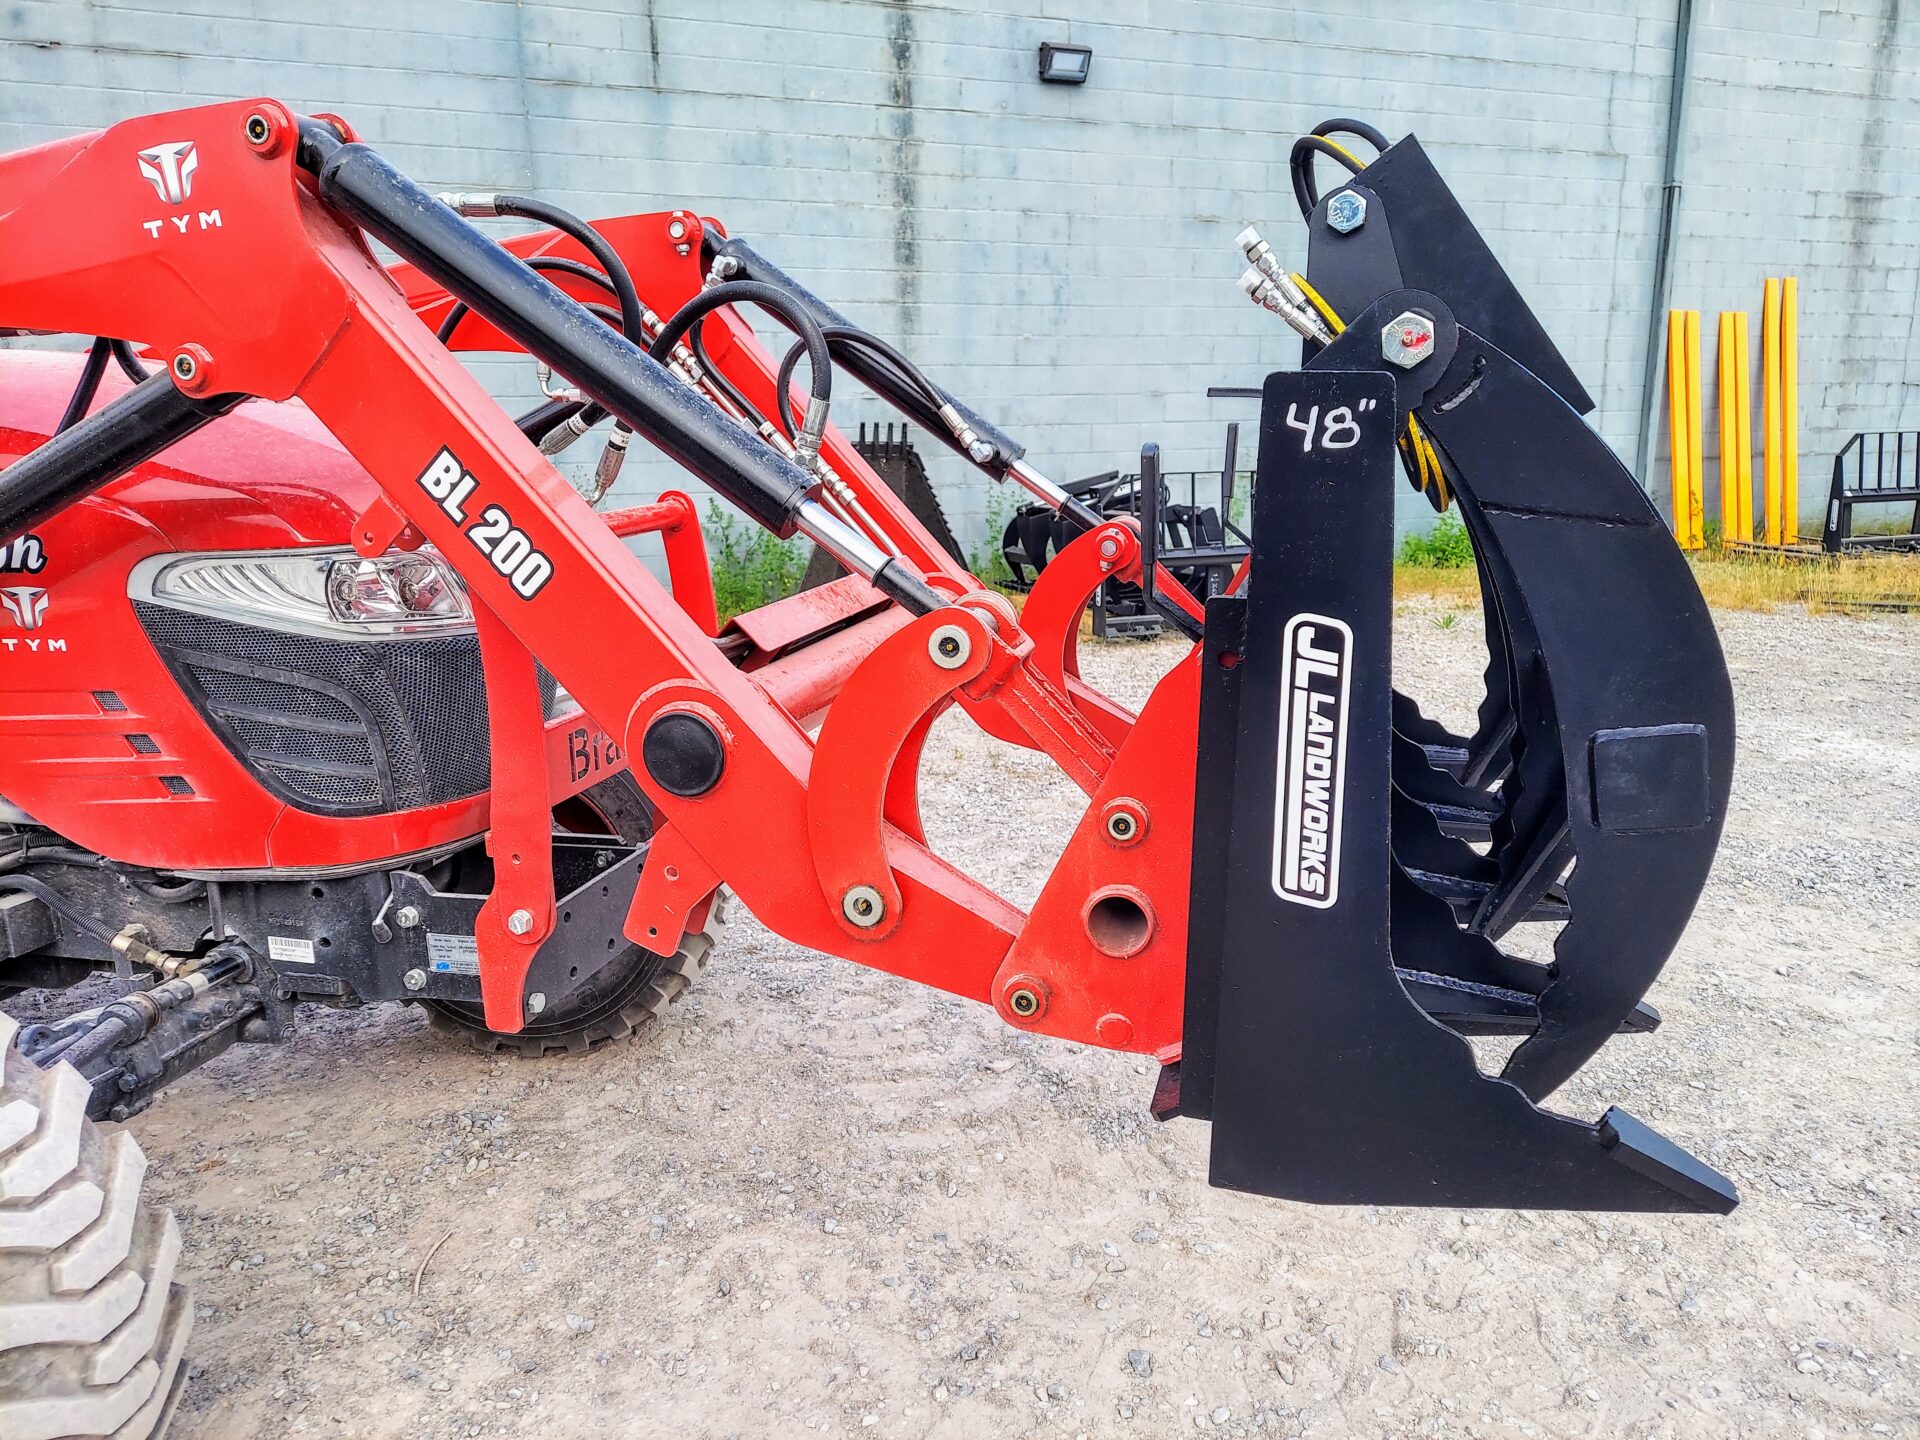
[135,603,553,817]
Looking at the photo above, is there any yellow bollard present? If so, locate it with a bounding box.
[1781,276,1799,545]
[1732,310,1753,543]
[1667,311,1695,549]
[1762,277,1783,545]
[1717,313,1737,540]
[1684,309,1704,548]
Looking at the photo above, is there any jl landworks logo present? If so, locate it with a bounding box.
[1272,613,1352,909]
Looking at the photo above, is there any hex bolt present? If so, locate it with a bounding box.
[527,992,548,1016]
[1007,986,1042,1019]
[927,623,971,670]
[402,968,428,992]
[506,908,535,936]
[395,905,423,930]
[1381,310,1436,370]
[842,884,886,928]
[1327,191,1367,235]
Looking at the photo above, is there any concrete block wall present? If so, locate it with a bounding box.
[4,0,1915,559]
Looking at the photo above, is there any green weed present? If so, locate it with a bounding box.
[705,502,807,624]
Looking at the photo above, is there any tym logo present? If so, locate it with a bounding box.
[1,586,50,631]
[136,141,198,204]
[136,140,220,239]
[1272,613,1352,908]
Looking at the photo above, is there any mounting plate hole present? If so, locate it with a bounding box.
[1085,890,1153,958]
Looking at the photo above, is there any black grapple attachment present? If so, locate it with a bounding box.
[1170,133,1738,1213]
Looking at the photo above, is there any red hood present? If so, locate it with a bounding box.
[1,347,377,550]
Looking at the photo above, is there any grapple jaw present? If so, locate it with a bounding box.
[1172,140,1738,1213]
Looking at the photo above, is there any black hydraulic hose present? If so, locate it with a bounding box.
[1290,134,1366,219]
[492,195,645,345]
[294,121,907,581]
[436,255,620,344]
[0,375,242,547]
[689,320,770,433]
[514,394,591,445]
[1312,116,1390,151]
[775,325,946,441]
[650,282,833,428]
[56,339,113,434]
[110,339,151,383]
[702,234,1025,475]
[0,875,123,948]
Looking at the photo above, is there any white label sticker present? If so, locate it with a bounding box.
[426,932,481,976]
[267,935,317,965]
[1272,612,1353,909]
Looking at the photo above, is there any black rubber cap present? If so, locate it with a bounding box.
[641,711,726,797]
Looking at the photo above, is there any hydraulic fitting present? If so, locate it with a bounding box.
[1238,267,1335,345]
[437,192,501,218]
[538,409,596,456]
[588,424,631,504]
[938,402,996,466]
[1235,224,1286,283]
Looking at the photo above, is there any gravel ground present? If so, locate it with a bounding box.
[38,602,1920,1438]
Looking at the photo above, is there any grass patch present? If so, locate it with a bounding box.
[1394,533,1920,614]
[969,490,1017,590]
[705,502,807,624]
[1396,512,1475,569]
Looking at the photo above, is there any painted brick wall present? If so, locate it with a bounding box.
[4,0,1915,552]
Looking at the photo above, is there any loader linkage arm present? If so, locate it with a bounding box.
[0,102,1737,1213]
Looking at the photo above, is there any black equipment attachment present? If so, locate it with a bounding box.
[1171,131,1738,1213]
[1822,430,1920,554]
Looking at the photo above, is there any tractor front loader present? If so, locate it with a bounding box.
[0,102,1734,1436]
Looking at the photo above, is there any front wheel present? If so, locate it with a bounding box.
[422,773,716,1057]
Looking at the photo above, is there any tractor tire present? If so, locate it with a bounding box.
[421,929,711,1059]
[421,773,716,1057]
[0,1012,191,1440]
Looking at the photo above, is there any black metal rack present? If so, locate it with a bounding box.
[1823,431,1920,554]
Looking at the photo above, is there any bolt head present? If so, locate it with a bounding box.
[527,992,547,1016]
[927,623,972,670]
[506,908,535,936]
[842,884,887,929]
[402,968,427,992]
[395,905,422,930]
[1381,310,1436,369]
[1327,191,1367,235]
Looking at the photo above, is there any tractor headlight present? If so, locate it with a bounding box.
[133,547,473,638]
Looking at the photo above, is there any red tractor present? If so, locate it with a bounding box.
[0,104,1736,1436]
